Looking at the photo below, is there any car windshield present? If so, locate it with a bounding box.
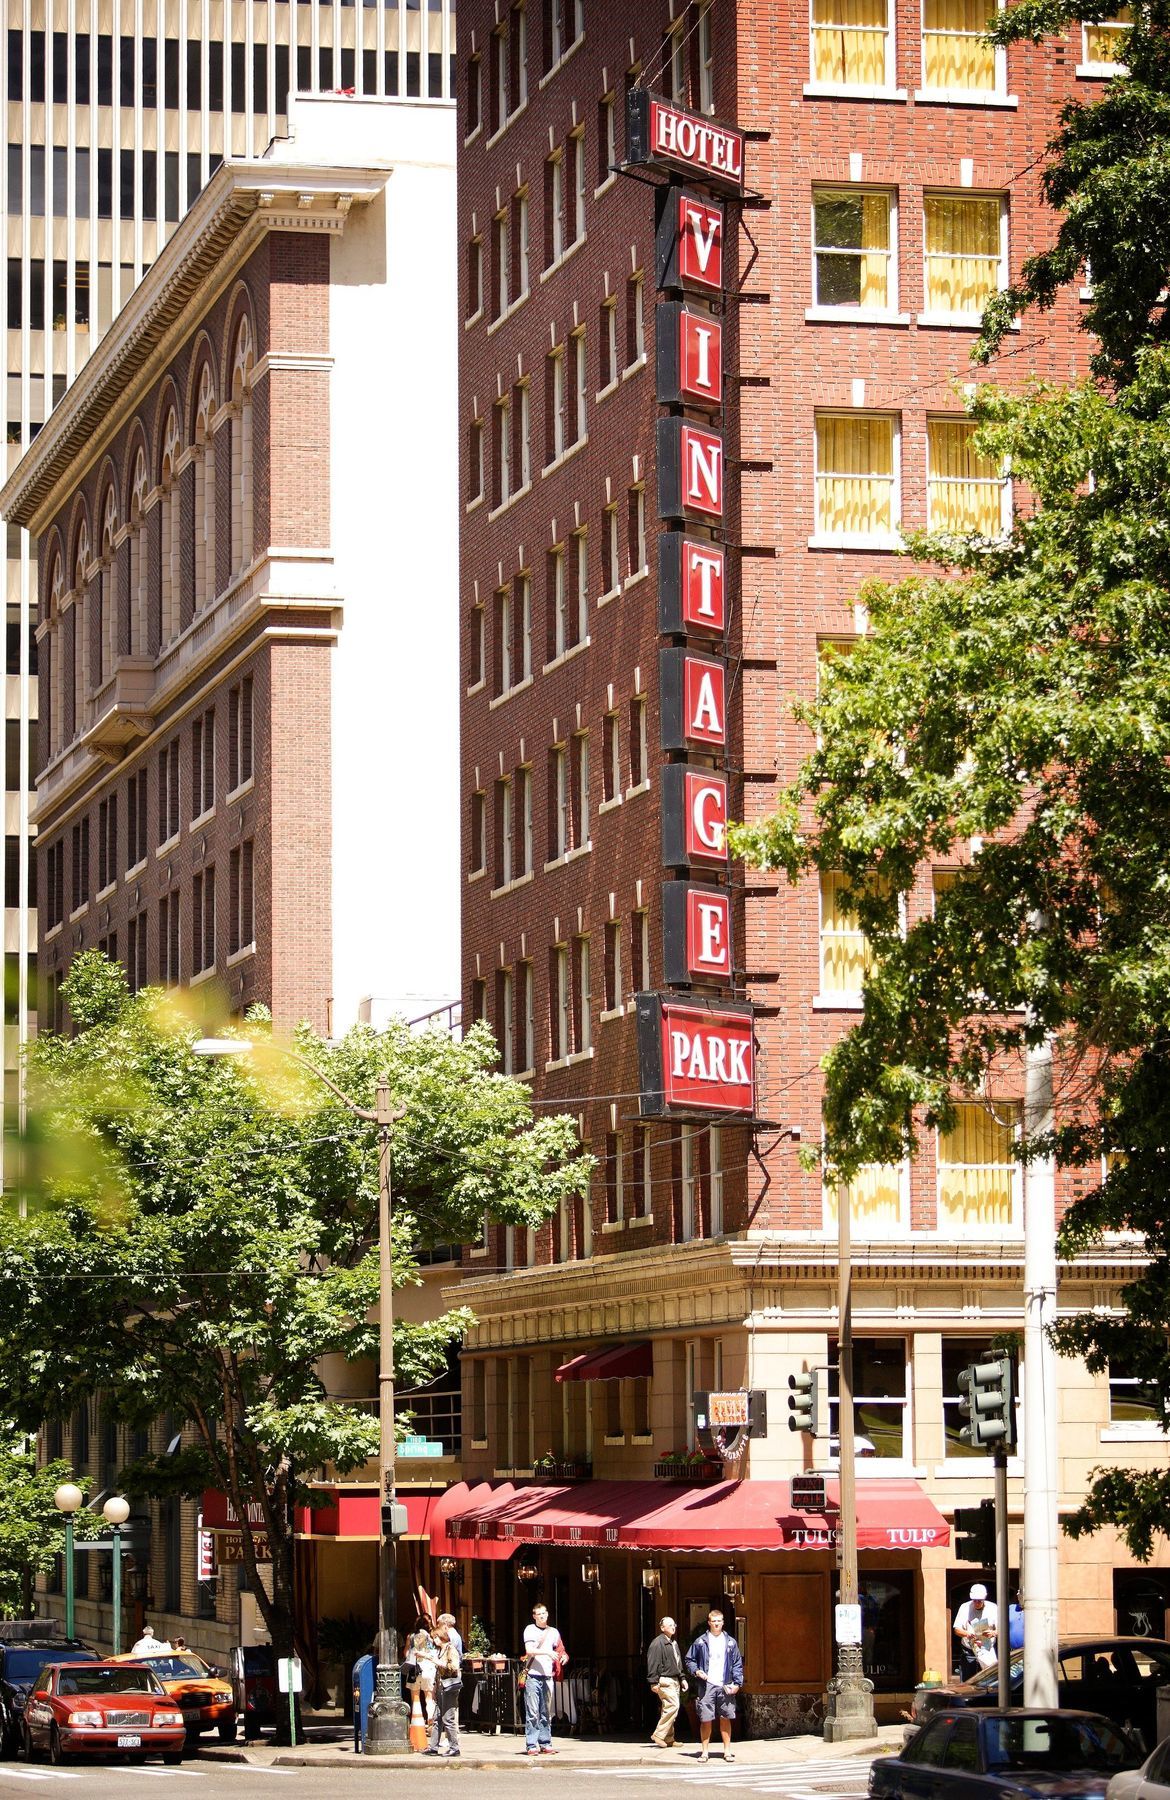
[984,1715,1130,1773]
[141,1656,209,1680]
[974,1656,1024,1690]
[58,1668,161,1696]
[4,1649,92,1682]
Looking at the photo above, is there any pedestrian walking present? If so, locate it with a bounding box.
[952,1584,998,1680]
[1008,1594,1025,1651]
[522,1602,567,1756]
[647,1615,686,1748]
[685,1608,743,1763]
[424,1622,462,1758]
[438,1612,463,1661]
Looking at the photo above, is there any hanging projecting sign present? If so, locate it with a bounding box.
[656,189,725,295]
[636,993,755,1117]
[658,418,724,521]
[662,882,732,984]
[627,91,746,194]
[662,764,728,867]
[660,648,727,750]
[657,302,723,411]
[659,533,726,637]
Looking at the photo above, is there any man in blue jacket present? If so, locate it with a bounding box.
[685,1608,744,1762]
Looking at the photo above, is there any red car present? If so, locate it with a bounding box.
[20,1660,186,1765]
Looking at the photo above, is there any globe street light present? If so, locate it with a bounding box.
[192,1036,408,1753]
[54,1482,83,1639]
[102,1495,131,1655]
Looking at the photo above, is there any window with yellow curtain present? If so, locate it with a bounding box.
[813,190,893,308]
[824,1162,905,1233]
[923,194,1004,316]
[819,869,871,992]
[922,0,997,91]
[811,0,890,86]
[937,1102,1018,1230]
[815,413,898,540]
[1083,7,1131,66]
[927,418,1006,535]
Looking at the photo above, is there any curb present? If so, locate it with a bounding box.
[196,1735,891,1772]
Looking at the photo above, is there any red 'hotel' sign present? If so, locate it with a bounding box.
[627,90,746,194]
[636,994,755,1117]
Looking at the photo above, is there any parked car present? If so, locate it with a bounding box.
[113,1651,236,1743]
[910,1638,1170,1749]
[1106,1733,1170,1798]
[20,1660,186,1765]
[0,1639,97,1758]
[871,1708,1141,1798]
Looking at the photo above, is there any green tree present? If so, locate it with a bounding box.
[731,3,1170,1555]
[0,954,589,1730]
[0,1438,101,1618]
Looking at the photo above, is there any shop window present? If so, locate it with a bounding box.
[831,1569,916,1690]
[937,1102,1019,1231]
[813,189,894,309]
[814,413,898,543]
[811,0,892,86]
[1115,1570,1170,1641]
[928,418,1007,536]
[922,0,999,93]
[828,1336,908,1458]
[923,194,1006,319]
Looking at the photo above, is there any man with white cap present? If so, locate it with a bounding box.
[952,1583,998,1680]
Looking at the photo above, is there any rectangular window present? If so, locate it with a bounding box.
[572,329,587,442]
[519,958,535,1070]
[191,708,215,819]
[494,776,513,888]
[467,234,484,321]
[159,890,181,986]
[923,0,998,92]
[489,24,508,133]
[70,817,91,912]
[46,841,64,929]
[548,546,567,660]
[497,966,515,1073]
[492,209,510,319]
[828,1337,908,1459]
[698,1,715,111]
[515,574,532,681]
[629,694,647,788]
[604,917,622,1010]
[157,741,180,844]
[517,765,533,874]
[626,271,645,366]
[627,484,647,577]
[229,841,254,956]
[923,194,1005,317]
[469,416,484,503]
[813,189,893,309]
[631,905,650,990]
[469,790,486,874]
[1083,9,1131,66]
[570,530,588,643]
[468,599,485,688]
[515,188,530,295]
[709,1126,724,1236]
[126,771,148,870]
[550,943,570,1060]
[1108,1354,1161,1427]
[548,347,567,463]
[548,744,569,859]
[631,1123,651,1218]
[127,910,148,994]
[193,865,216,973]
[572,934,591,1052]
[466,53,482,134]
[927,417,1006,536]
[97,795,117,892]
[819,870,871,994]
[600,297,618,390]
[543,0,563,73]
[510,0,528,111]
[598,92,615,185]
[546,152,564,266]
[811,0,891,85]
[228,677,253,792]
[603,500,620,592]
[570,729,589,848]
[514,381,531,490]
[814,413,898,542]
[824,1149,905,1235]
[943,1338,1019,1456]
[679,1122,698,1239]
[938,1102,1019,1231]
[495,586,512,698]
[604,1132,624,1224]
[571,129,586,243]
[603,711,620,802]
[665,21,687,100]
[494,397,511,507]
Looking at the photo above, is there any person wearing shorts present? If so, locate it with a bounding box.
[685,1609,744,1762]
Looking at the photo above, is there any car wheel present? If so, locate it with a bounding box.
[218,1718,237,1743]
[163,1752,184,1766]
[47,1726,64,1766]
[18,1725,38,1763]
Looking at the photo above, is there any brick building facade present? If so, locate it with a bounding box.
[452,0,1170,1727]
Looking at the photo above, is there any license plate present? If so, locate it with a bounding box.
[117,1735,142,1748]
[183,1709,201,1721]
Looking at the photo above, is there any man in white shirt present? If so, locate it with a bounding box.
[685,1609,743,1763]
[521,1603,566,1756]
[953,1584,998,1680]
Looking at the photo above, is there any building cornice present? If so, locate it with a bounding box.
[0,160,388,534]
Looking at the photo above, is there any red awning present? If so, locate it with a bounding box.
[425,1477,949,1554]
[554,1343,654,1383]
[203,1488,440,1542]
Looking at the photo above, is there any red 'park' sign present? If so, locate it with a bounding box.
[636,994,755,1117]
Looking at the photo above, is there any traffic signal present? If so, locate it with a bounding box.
[953,1500,996,1564]
[787,1368,824,1438]
[958,1354,1015,1451]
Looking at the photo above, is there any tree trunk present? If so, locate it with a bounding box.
[268,1526,298,1747]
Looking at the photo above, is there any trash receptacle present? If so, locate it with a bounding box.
[353,1653,376,1752]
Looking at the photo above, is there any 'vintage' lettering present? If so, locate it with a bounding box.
[683,654,726,745]
[685,769,727,862]
[687,888,731,978]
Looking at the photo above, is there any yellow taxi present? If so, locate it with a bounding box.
[113,1652,236,1743]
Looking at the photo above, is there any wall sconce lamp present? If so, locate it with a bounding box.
[641,1564,662,1593]
[725,1566,745,1605]
[516,1558,539,1584]
[581,1557,601,1587]
[439,1557,461,1581]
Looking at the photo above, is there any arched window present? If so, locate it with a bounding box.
[46,555,63,758]
[99,487,117,687]
[194,365,217,611]
[158,409,180,646]
[72,523,90,733]
[129,450,148,655]
[230,317,254,577]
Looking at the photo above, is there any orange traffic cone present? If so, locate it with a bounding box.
[409,1688,429,1752]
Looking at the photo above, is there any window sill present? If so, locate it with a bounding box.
[600,1218,626,1233]
[1076,61,1126,77]
[492,870,534,900]
[465,494,485,514]
[190,965,217,987]
[226,942,255,968]
[621,352,648,381]
[485,101,527,151]
[566,1046,594,1066]
[488,480,533,523]
[594,171,617,200]
[467,868,486,884]
[624,566,650,592]
[190,807,215,833]
[631,1434,654,1446]
[464,307,484,331]
[156,835,180,859]
[807,534,901,552]
[516,1066,535,1082]
[69,902,89,923]
[543,842,592,874]
[543,638,590,675]
[463,123,483,147]
[542,435,588,479]
[1100,1425,1169,1443]
[805,306,910,326]
[486,286,531,337]
[540,235,586,284]
[126,858,147,882]
[545,1055,570,1073]
[538,32,583,89]
[44,922,61,941]
[596,585,622,609]
[625,778,651,799]
[932,1458,1024,1477]
[96,881,117,903]
[913,88,1017,106]
[598,795,622,816]
[489,674,534,711]
[599,1005,625,1024]
[812,993,864,1010]
[803,81,907,101]
[629,1213,654,1227]
[469,1246,489,1259]
[467,678,486,697]
[916,312,1018,332]
[602,1435,625,1446]
[226,778,254,805]
[595,377,619,403]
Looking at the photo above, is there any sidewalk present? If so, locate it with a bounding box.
[197,1724,905,1771]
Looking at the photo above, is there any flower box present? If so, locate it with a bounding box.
[529,1459,592,1482]
[653,1457,724,1482]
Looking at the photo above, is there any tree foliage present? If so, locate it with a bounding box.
[0,1439,102,1617]
[732,3,1170,1555]
[1,955,590,1690]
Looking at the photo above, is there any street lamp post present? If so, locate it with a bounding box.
[54,1482,83,1639]
[192,1039,409,1753]
[824,1184,876,1742]
[102,1495,131,1655]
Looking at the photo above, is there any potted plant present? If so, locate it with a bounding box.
[466,1615,491,1669]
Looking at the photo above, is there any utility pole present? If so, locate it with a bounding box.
[994,1445,1010,1707]
[824,1184,876,1742]
[1023,1034,1059,1707]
